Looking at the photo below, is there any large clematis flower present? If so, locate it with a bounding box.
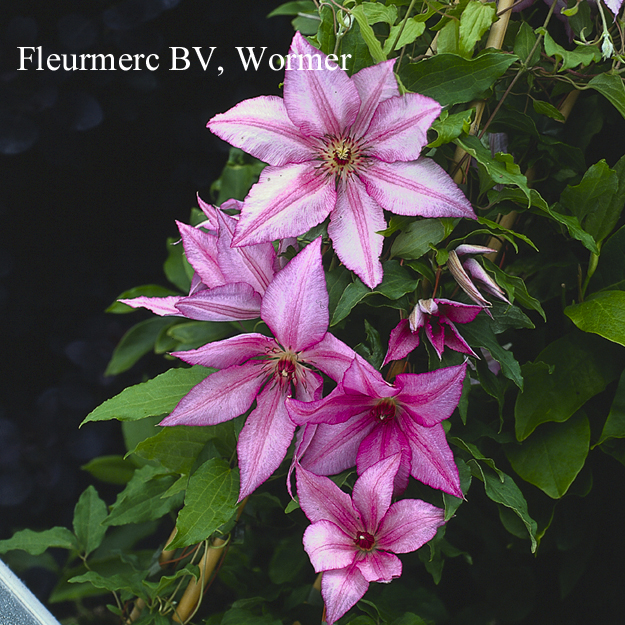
[383,297,482,364]
[288,358,466,497]
[208,32,475,288]
[120,197,280,321]
[297,455,445,624]
[160,238,376,500]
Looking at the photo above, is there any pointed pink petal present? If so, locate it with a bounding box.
[118,295,184,316]
[604,0,623,16]
[442,322,478,357]
[455,244,497,256]
[284,32,361,138]
[436,298,483,324]
[463,258,511,304]
[383,319,420,365]
[303,519,357,573]
[160,362,264,427]
[350,60,399,137]
[300,333,375,383]
[196,194,219,231]
[363,93,441,162]
[322,564,369,625]
[342,358,394,400]
[394,364,466,427]
[352,455,400,534]
[355,550,402,583]
[425,317,445,359]
[299,416,374,475]
[261,238,328,351]
[328,178,385,288]
[287,387,371,426]
[233,163,335,246]
[361,158,475,219]
[172,333,275,369]
[356,423,411,495]
[178,221,224,288]
[376,499,445,553]
[446,250,492,308]
[296,464,360,535]
[399,419,462,497]
[207,95,315,166]
[175,283,262,321]
[237,386,295,500]
[215,211,275,294]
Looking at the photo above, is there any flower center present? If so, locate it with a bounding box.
[266,349,304,393]
[370,398,396,421]
[354,531,376,551]
[319,135,364,181]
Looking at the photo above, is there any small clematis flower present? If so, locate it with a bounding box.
[160,238,376,500]
[119,198,278,322]
[288,358,466,497]
[297,455,445,625]
[384,297,482,364]
[208,32,475,288]
[447,245,510,312]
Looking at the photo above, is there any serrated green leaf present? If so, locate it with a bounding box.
[133,426,220,475]
[168,458,239,549]
[507,411,590,499]
[69,569,148,601]
[0,527,78,555]
[73,486,108,557]
[82,455,136,485]
[106,285,181,314]
[514,332,625,440]
[458,1,496,58]
[82,366,214,425]
[399,51,517,106]
[361,1,397,25]
[390,219,446,259]
[104,465,184,526]
[428,109,473,148]
[316,6,336,56]
[383,18,426,55]
[105,317,177,376]
[565,290,625,347]
[351,6,387,63]
[539,28,601,71]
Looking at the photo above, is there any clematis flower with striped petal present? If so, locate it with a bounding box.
[384,297,482,364]
[288,358,466,497]
[160,238,376,501]
[297,455,445,625]
[119,197,282,322]
[208,32,475,288]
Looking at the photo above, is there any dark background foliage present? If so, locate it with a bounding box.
[0,0,291,580]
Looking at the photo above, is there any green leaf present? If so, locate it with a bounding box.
[458,1,496,58]
[267,1,316,17]
[163,236,193,292]
[316,5,336,56]
[69,569,147,601]
[105,317,177,376]
[220,608,282,625]
[211,148,265,205]
[133,426,220,475]
[340,19,374,75]
[513,21,540,66]
[507,411,590,499]
[588,224,625,292]
[459,314,524,388]
[168,458,239,549]
[428,109,473,148]
[586,73,625,120]
[390,219,446,260]
[167,320,238,350]
[532,100,565,122]
[514,332,625,440]
[81,455,136,485]
[82,366,214,425]
[355,319,385,369]
[455,135,530,200]
[383,18,426,55]
[360,1,397,25]
[73,486,108,557]
[539,28,601,71]
[472,463,538,552]
[351,6,387,63]
[106,285,180,313]
[0,527,78,555]
[565,290,625,347]
[399,51,518,106]
[598,369,625,444]
[104,465,183,526]
[476,216,538,252]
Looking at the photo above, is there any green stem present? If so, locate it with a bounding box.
[390,0,418,54]
[581,252,600,298]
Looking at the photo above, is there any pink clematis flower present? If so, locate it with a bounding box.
[208,32,475,288]
[160,238,376,500]
[288,358,466,497]
[384,297,482,364]
[447,245,510,312]
[119,197,280,322]
[297,455,445,625]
